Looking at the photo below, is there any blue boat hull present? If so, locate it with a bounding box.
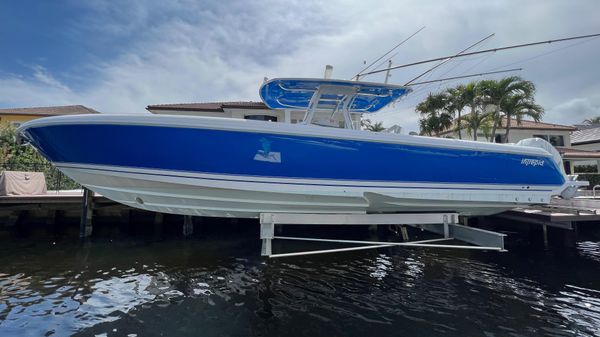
[18,114,568,217]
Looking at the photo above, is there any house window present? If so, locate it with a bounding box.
[244,115,278,122]
[494,134,507,143]
[549,135,565,146]
[533,135,564,146]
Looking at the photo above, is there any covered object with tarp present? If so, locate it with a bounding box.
[0,171,47,196]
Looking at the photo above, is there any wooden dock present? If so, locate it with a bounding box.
[2,191,600,245]
[1,189,136,236]
[495,198,600,230]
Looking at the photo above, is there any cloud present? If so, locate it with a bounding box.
[546,95,600,125]
[0,0,599,133]
[30,65,72,92]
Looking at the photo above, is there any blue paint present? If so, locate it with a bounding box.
[22,123,566,186]
[260,79,411,113]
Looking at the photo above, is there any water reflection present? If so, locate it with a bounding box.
[0,239,599,336]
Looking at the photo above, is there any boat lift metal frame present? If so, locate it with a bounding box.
[259,212,507,258]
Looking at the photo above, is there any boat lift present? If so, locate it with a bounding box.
[259,212,507,258]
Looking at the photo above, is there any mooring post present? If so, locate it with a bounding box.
[443,215,450,238]
[183,215,194,237]
[79,188,94,239]
[563,222,578,248]
[400,225,409,241]
[542,224,549,247]
[153,212,164,238]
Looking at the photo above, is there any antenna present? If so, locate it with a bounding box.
[361,32,600,77]
[352,26,426,80]
[384,60,392,84]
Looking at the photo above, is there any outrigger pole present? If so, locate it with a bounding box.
[409,68,522,86]
[353,26,426,80]
[404,33,495,85]
[360,33,600,77]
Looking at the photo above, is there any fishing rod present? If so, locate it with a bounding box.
[409,68,522,86]
[361,33,600,77]
[352,26,426,80]
[405,33,495,85]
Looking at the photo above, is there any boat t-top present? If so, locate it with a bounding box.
[18,77,583,218]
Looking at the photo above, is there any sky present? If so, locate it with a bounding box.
[1,0,599,134]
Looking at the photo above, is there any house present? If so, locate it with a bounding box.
[571,124,600,151]
[0,105,99,127]
[555,146,600,173]
[146,101,361,128]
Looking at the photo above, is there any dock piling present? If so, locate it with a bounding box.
[79,188,94,239]
[183,215,193,237]
[400,225,409,241]
[153,212,164,237]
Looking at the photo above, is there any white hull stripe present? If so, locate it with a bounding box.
[56,162,558,192]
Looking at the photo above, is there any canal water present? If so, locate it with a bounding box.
[1,224,600,337]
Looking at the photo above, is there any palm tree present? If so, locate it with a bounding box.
[414,76,543,142]
[462,110,493,141]
[444,86,468,139]
[461,81,485,141]
[416,93,452,136]
[478,76,535,142]
[361,119,386,132]
[583,116,600,125]
[368,121,386,132]
[501,93,544,142]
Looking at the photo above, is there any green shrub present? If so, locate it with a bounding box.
[0,123,80,190]
[574,164,598,173]
[576,173,600,189]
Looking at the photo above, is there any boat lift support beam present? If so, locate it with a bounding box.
[259,212,506,258]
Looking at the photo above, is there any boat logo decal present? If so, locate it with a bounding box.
[254,137,281,163]
[521,158,544,167]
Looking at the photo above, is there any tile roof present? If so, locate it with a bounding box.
[571,125,600,145]
[0,105,99,116]
[147,101,269,112]
[440,116,576,135]
[556,146,600,159]
[499,118,577,131]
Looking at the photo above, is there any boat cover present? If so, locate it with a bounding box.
[259,78,411,113]
[0,171,47,196]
